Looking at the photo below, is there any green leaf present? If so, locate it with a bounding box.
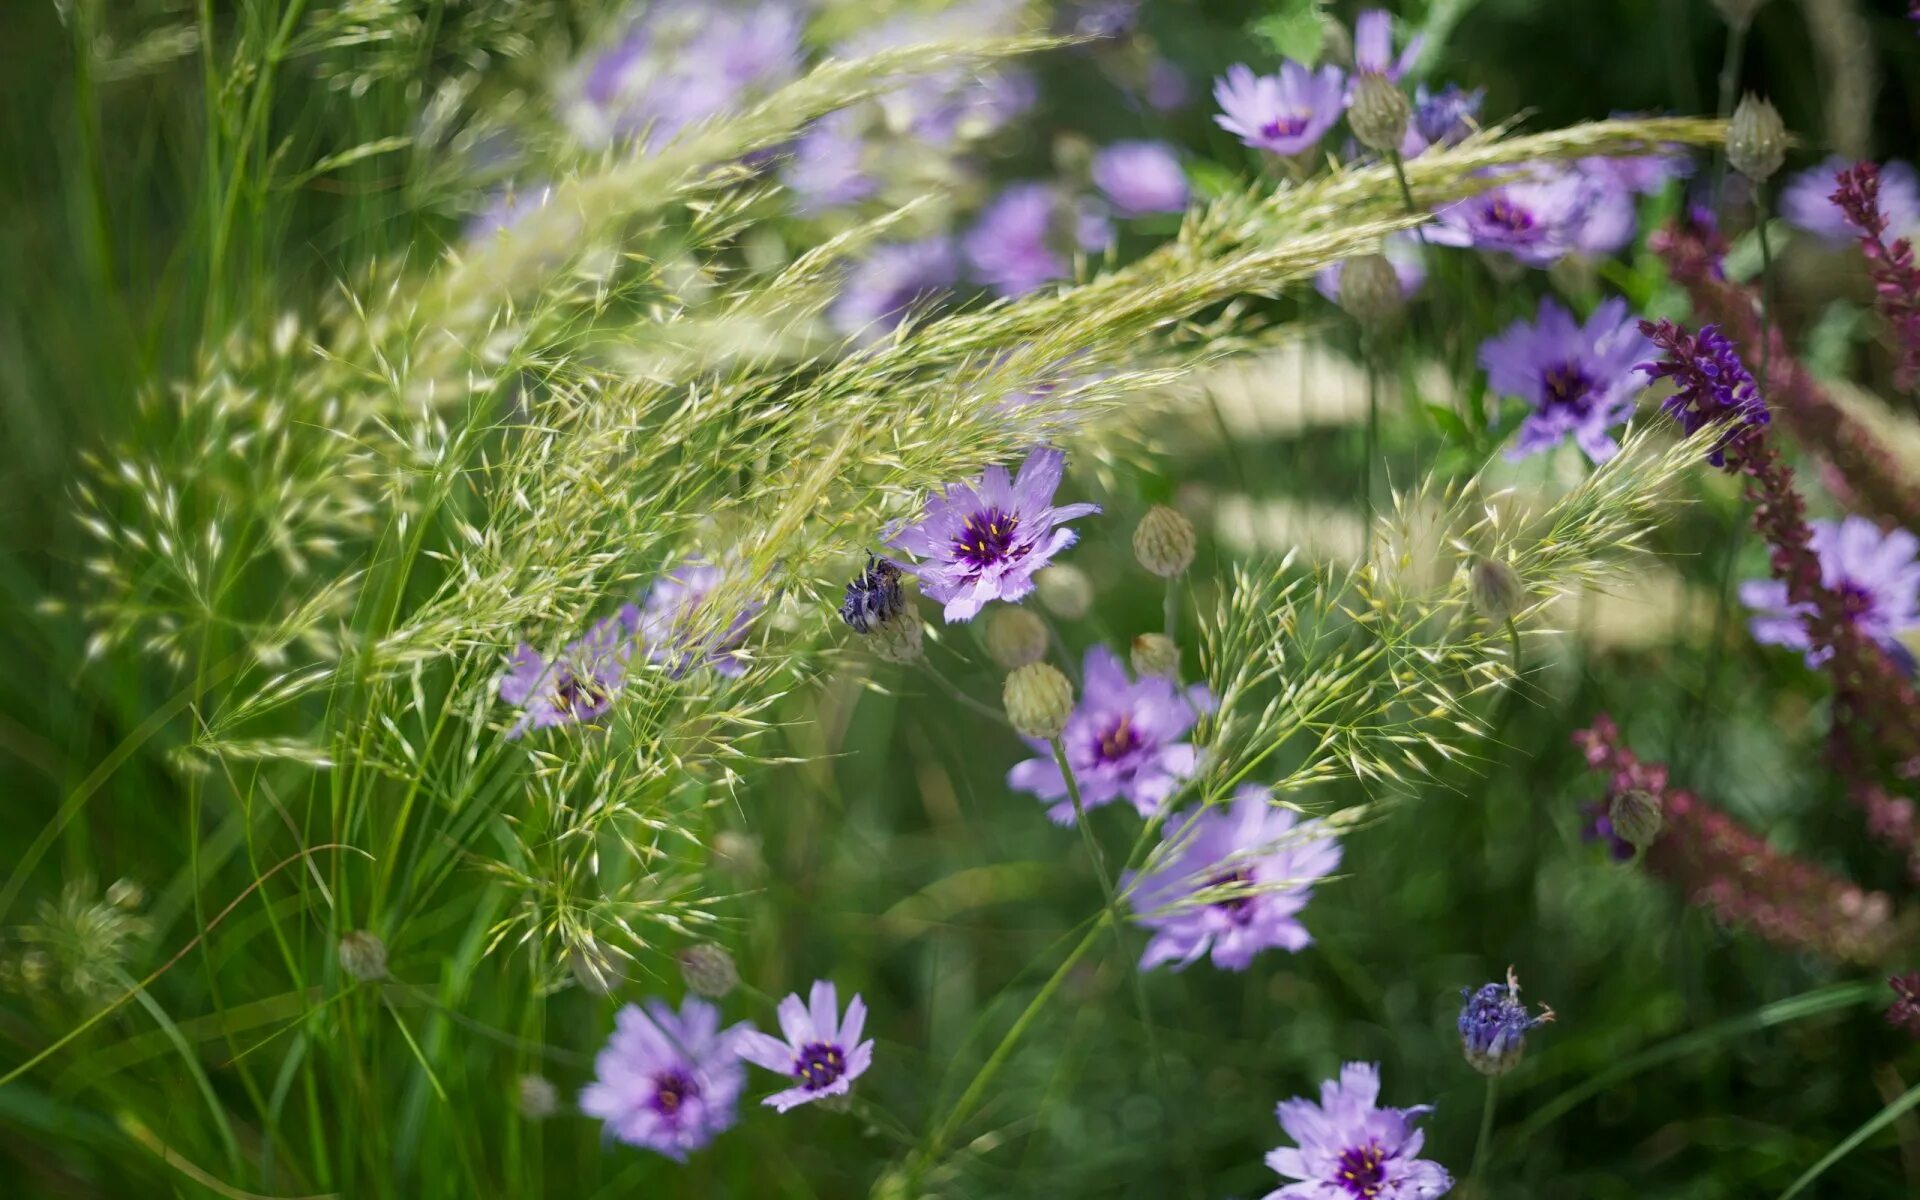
[1424,403,1473,446]
[1251,1,1327,64]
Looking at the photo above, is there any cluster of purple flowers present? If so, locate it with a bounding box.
[583,981,873,1158]
[498,562,757,737]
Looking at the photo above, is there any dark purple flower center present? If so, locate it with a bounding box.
[1482,196,1537,235]
[952,507,1022,571]
[1259,112,1311,141]
[1334,1140,1389,1197]
[1836,577,1878,622]
[793,1041,847,1091]
[1540,360,1597,415]
[1205,868,1257,924]
[1094,713,1144,763]
[650,1069,700,1123]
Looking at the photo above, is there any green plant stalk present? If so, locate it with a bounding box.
[1467,1074,1499,1191]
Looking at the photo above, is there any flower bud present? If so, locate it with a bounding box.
[1726,94,1787,184]
[1458,968,1552,1077]
[517,1074,560,1120]
[1133,505,1196,578]
[677,942,740,998]
[567,937,617,995]
[1035,564,1093,619]
[1131,633,1180,680]
[1004,662,1074,740]
[869,610,925,663]
[106,878,145,910]
[1468,555,1522,625]
[713,830,764,877]
[1608,788,1664,851]
[1337,253,1405,327]
[985,607,1049,669]
[338,930,389,982]
[1348,73,1412,155]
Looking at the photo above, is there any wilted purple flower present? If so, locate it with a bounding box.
[1122,786,1342,971]
[1092,140,1189,216]
[1314,232,1426,304]
[1740,516,1920,667]
[1783,157,1920,244]
[735,980,874,1112]
[830,238,958,342]
[1636,319,1770,466]
[580,997,748,1159]
[639,562,757,678]
[1480,297,1651,463]
[963,182,1109,297]
[1458,968,1554,1076]
[1263,1063,1453,1200]
[785,110,876,214]
[1007,644,1212,823]
[1213,62,1348,157]
[839,553,907,633]
[888,446,1099,621]
[1426,169,1592,265]
[1402,83,1483,156]
[1352,9,1423,82]
[499,606,640,737]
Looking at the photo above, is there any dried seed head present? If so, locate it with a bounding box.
[1131,633,1180,680]
[712,830,764,878]
[985,606,1049,669]
[1608,788,1664,851]
[1035,564,1093,619]
[1348,73,1412,154]
[1337,253,1406,327]
[338,930,389,982]
[1004,662,1075,739]
[1726,94,1787,183]
[677,942,740,998]
[105,878,145,910]
[1133,505,1196,578]
[1469,556,1523,625]
[517,1074,560,1120]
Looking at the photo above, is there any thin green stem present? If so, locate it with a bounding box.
[1162,577,1180,645]
[1715,19,1750,125]
[1756,182,1774,399]
[1054,740,1123,929]
[1468,1073,1500,1192]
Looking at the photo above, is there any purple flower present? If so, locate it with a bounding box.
[1402,83,1482,157]
[1426,169,1592,266]
[1740,516,1920,666]
[579,997,748,1159]
[639,562,758,677]
[1145,58,1190,111]
[830,238,958,342]
[1635,319,1770,466]
[1352,9,1423,83]
[785,110,876,215]
[468,182,556,241]
[1563,151,1691,257]
[498,606,641,737]
[1214,62,1348,157]
[1479,297,1651,464]
[887,446,1099,621]
[1783,157,1920,244]
[1092,140,1189,216]
[1006,644,1212,823]
[963,183,1109,297]
[1314,232,1426,304]
[1891,971,1920,1037]
[1069,0,1139,38]
[1263,1063,1453,1200]
[1458,968,1553,1076]
[844,1,1034,147]
[1122,785,1342,971]
[735,980,874,1112]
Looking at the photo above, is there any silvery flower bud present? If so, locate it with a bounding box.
[1348,73,1412,155]
[1133,505,1196,578]
[1131,633,1180,680]
[713,830,764,878]
[1469,556,1522,625]
[567,938,616,995]
[1035,565,1093,619]
[869,610,925,664]
[1004,662,1074,740]
[1337,253,1405,327]
[1608,788,1664,851]
[338,930,389,982]
[986,607,1049,669]
[517,1074,559,1120]
[106,878,145,910]
[677,943,739,999]
[1726,94,1787,184]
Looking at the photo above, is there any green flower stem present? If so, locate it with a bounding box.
[1467,1073,1500,1193]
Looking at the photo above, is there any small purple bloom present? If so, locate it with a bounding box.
[639,562,757,678]
[1739,516,1920,666]
[830,238,958,342]
[1636,319,1770,466]
[1426,169,1592,266]
[735,980,874,1112]
[963,183,1108,297]
[1783,157,1920,244]
[1145,57,1190,112]
[1402,83,1482,157]
[468,182,555,241]
[785,110,876,215]
[1352,9,1423,83]
[1263,1062,1453,1200]
[1458,968,1553,1076]
[1092,140,1189,216]
[888,446,1099,621]
[1123,785,1342,971]
[1563,151,1691,257]
[1314,232,1426,304]
[499,606,641,737]
[1480,297,1651,464]
[580,997,748,1159]
[1214,62,1348,157]
[1006,644,1212,823]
